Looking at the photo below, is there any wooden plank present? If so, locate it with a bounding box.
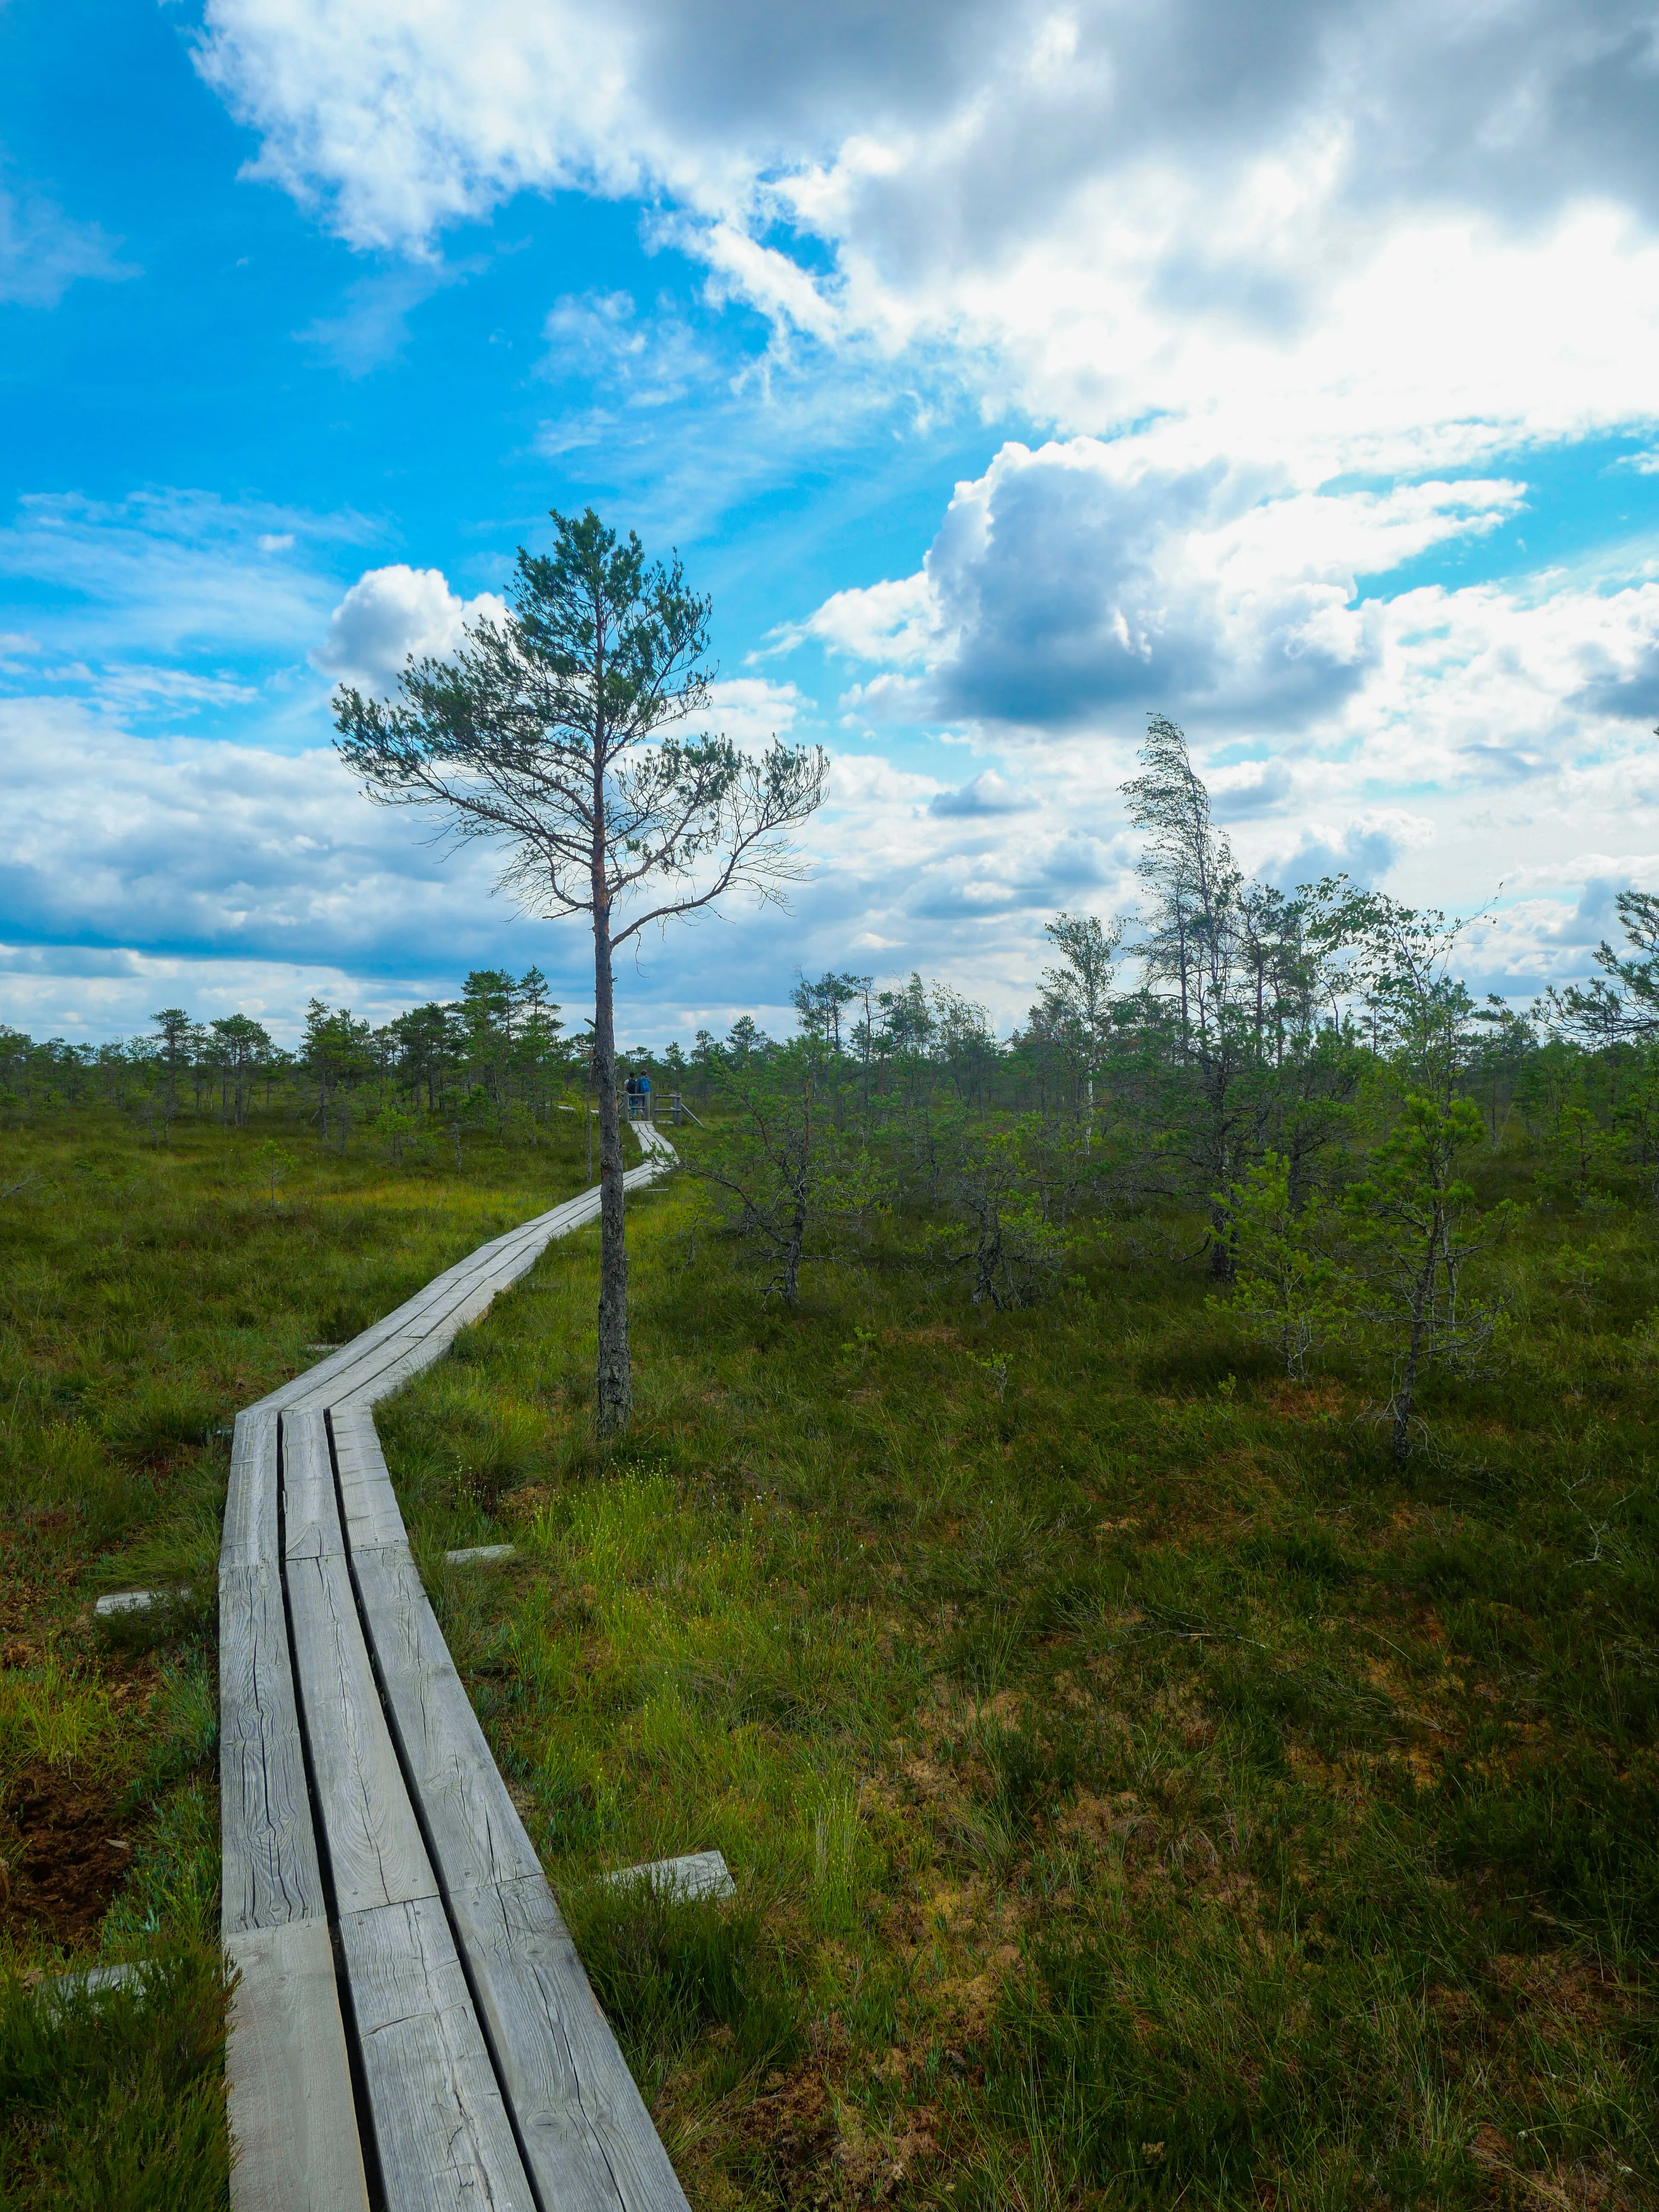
[226,1917,369,2212]
[329,1343,441,1413]
[254,1178,668,1419]
[352,1545,543,1895]
[285,1549,437,1917]
[329,1406,409,1554]
[281,1332,428,1416]
[339,1893,535,2212]
[219,1560,326,1933]
[449,1874,691,2212]
[281,1408,344,1561]
[604,1850,734,1904]
[221,1409,279,1571]
[252,1174,661,1407]
[95,1587,188,1616]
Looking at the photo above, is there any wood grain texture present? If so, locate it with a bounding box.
[352,1545,543,1895]
[281,1408,344,1561]
[220,1410,279,1572]
[604,1851,734,1904]
[224,1152,684,2210]
[286,1549,437,1916]
[329,1406,409,1554]
[450,1874,692,2212]
[282,1333,428,1417]
[219,1560,325,1933]
[226,1918,369,2212]
[255,1161,672,1418]
[339,1893,536,2212]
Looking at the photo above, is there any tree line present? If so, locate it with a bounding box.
[684,716,1659,1464]
[0,968,587,1144]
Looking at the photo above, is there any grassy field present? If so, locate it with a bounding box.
[385,1143,1659,2212]
[0,1106,588,2207]
[1,1109,1656,2207]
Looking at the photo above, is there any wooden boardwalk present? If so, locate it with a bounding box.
[220,1121,687,2210]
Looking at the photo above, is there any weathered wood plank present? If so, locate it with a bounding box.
[449,1874,692,2212]
[285,1549,437,1916]
[352,1545,543,1895]
[281,1333,428,1416]
[226,1917,369,2212]
[95,1587,189,1615]
[604,1850,734,1904]
[281,1408,344,1560]
[339,1893,535,2212]
[220,1409,279,1571]
[250,1170,681,1415]
[219,1560,326,1933]
[223,1155,683,2211]
[259,1173,674,1418]
[329,1406,408,1554]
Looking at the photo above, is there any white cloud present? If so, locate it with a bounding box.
[314,565,508,692]
[698,677,803,747]
[813,437,1523,731]
[194,1,1659,472]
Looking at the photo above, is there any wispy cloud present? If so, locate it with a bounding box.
[0,178,134,307]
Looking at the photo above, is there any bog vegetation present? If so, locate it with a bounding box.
[0,717,1655,2207]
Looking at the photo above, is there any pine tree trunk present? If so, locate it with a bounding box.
[592,914,632,1434]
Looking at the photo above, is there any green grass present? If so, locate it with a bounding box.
[381,1161,1659,2211]
[0,1105,589,2208]
[2,1105,1656,2207]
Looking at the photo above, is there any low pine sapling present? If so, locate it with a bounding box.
[1211,1151,1349,1380]
[1345,1092,1511,1460]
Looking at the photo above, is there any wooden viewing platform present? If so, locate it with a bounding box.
[220,1120,687,2210]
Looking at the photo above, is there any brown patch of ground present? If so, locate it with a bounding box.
[1,1762,131,1947]
[499,1481,553,1526]
[1264,1379,1349,1420]
[733,2060,941,2209]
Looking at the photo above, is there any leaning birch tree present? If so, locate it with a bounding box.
[334,507,827,1434]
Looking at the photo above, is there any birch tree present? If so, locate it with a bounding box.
[334,506,827,1434]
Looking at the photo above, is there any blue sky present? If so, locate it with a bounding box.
[6,0,1659,1046]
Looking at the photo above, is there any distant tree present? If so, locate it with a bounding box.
[335,506,827,1434]
[1034,910,1123,1126]
[1212,1153,1349,1380]
[209,1013,272,1127]
[791,971,864,1054]
[513,966,564,1122]
[693,1042,841,1303]
[1121,720,1270,1274]
[389,1003,455,1112]
[151,1008,192,1114]
[302,1000,372,1149]
[1345,1094,1508,1461]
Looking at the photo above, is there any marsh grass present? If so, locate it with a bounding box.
[2,1098,1655,2206]
[383,1159,1659,2210]
[0,1105,588,2207]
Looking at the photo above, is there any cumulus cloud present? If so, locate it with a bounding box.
[811,438,1521,732]
[314,565,507,692]
[0,698,489,969]
[1259,815,1432,896]
[195,0,1659,469]
[696,677,804,747]
[928,768,1036,817]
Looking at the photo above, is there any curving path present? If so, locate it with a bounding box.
[220,1121,685,2211]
